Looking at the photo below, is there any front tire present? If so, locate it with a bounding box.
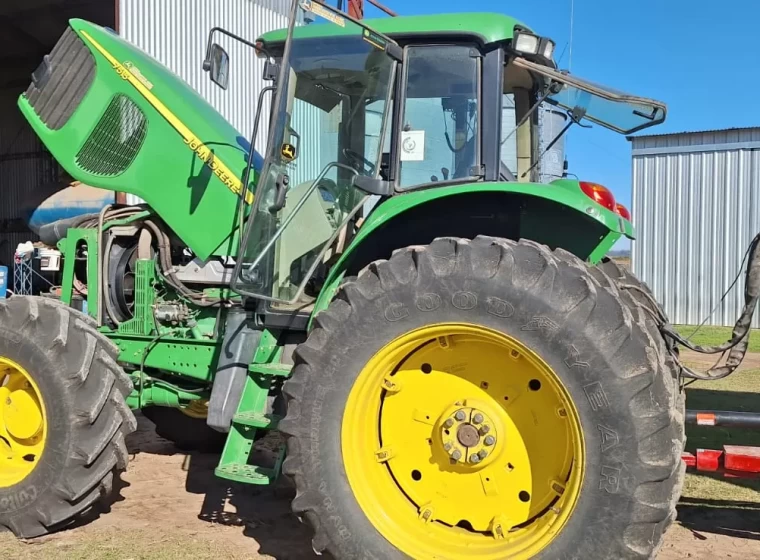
[282,237,683,559]
[0,297,136,538]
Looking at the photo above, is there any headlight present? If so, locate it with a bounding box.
[513,32,540,55]
[540,38,556,60]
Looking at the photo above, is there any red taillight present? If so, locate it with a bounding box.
[579,181,616,211]
[255,41,266,58]
[615,203,631,221]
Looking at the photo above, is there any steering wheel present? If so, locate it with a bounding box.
[342,148,376,176]
[316,178,341,204]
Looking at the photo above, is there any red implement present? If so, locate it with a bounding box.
[682,446,760,478]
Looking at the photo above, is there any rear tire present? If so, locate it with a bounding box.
[0,296,136,538]
[282,237,684,559]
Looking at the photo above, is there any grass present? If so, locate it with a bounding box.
[675,324,760,353]
[682,363,760,503]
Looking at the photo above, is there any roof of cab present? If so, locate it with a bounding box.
[258,12,529,46]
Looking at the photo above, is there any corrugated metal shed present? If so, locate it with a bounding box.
[630,127,760,327]
[0,90,56,268]
[119,0,294,205]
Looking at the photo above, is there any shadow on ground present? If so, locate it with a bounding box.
[129,412,320,559]
[677,497,760,541]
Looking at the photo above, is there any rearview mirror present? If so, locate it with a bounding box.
[206,43,229,90]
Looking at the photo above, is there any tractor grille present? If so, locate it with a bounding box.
[75,95,147,176]
[25,27,96,130]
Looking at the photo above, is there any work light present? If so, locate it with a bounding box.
[540,38,556,60]
[513,31,556,63]
[513,31,540,55]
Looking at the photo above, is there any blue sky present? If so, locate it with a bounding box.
[363,0,758,248]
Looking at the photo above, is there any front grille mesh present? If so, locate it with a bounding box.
[75,95,147,177]
[25,27,96,130]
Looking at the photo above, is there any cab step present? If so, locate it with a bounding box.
[233,411,282,430]
[215,463,275,485]
[215,329,290,486]
[215,444,286,485]
[248,363,292,377]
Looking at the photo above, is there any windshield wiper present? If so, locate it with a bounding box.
[501,88,553,147]
[520,105,589,180]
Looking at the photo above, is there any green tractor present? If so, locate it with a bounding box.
[2,2,684,558]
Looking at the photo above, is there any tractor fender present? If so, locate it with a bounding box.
[313,180,633,320]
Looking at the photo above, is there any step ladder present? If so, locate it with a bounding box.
[214,340,291,485]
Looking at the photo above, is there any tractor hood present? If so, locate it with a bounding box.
[18,19,261,260]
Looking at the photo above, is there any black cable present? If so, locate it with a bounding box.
[630,233,760,381]
[685,238,753,342]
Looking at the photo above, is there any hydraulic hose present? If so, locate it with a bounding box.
[627,233,760,380]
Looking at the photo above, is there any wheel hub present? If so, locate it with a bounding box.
[437,402,501,468]
[4,389,43,440]
[456,423,479,447]
[0,357,46,488]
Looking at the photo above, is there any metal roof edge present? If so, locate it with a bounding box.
[627,125,760,141]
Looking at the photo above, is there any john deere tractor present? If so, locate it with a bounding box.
[2,2,685,558]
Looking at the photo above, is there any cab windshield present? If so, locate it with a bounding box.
[232,2,397,303]
[512,57,666,135]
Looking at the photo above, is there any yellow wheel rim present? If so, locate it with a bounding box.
[181,399,210,419]
[0,357,47,488]
[342,324,584,559]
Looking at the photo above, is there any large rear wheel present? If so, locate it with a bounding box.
[282,237,683,559]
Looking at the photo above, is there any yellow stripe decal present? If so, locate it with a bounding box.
[80,29,254,205]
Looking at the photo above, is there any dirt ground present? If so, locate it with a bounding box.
[1,407,759,559]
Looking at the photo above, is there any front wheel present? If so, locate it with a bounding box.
[282,237,683,559]
[0,297,136,537]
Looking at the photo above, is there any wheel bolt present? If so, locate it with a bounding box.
[443,418,454,428]
[451,450,462,461]
[472,413,484,424]
[454,410,466,421]
[484,435,496,446]
[469,454,481,464]
[479,425,490,435]
[479,450,488,459]
[444,442,452,451]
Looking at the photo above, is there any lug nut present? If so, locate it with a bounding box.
[472,413,484,424]
[443,418,454,428]
[479,425,490,435]
[444,442,452,451]
[484,435,496,446]
[454,410,466,421]
[469,454,481,464]
[479,449,489,459]
[451,450,462,461]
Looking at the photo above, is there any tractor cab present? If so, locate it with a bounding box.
[217,4,666,305]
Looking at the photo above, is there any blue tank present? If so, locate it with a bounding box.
[24,183,114,233]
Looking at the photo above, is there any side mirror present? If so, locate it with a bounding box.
[204,43,229,90]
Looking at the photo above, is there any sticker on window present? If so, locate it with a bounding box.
[301,0,346,27]
[400,130,425,161]
[362,29,387,50]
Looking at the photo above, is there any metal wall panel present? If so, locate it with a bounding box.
[631,128,760,327]
[120,0,293,205]
[0,90,52,269]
